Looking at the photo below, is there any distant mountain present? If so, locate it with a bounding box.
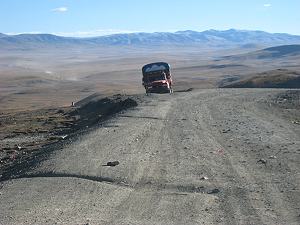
[1,29,300,49]
[0,33,82,49]
[224,44,300,60]
[2,33,71,43]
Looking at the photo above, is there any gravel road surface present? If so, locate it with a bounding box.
[1,89,299,225]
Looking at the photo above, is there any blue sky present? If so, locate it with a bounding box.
[1,0,300,37]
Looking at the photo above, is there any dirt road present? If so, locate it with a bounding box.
[0,89,299,225]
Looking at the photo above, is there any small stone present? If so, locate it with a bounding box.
[104,161,119,167]
[60,135,68,140]
[269,155,277,159]
[257,158,267,164]
[222,129,231,133]
[200,176,209,180]
[208,188,220,194]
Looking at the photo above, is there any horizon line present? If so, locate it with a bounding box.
[2,28,300,38]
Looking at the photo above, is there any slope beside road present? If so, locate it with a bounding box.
[0,89,299,225]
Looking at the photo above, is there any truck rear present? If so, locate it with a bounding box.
[142,62,173,94]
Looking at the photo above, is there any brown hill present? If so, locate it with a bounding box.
[220,69,300,88]
[224,45,300,60]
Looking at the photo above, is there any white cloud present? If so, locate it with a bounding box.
[5,29,141,37]
[6,31,42,35]
[263,3,272,7]
[52,7,68,13]
[54,29,141,37]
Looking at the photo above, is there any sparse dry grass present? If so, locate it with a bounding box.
[0,107,74,173]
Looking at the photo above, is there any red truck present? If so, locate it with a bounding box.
[142,62,173,94]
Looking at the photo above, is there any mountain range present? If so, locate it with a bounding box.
[1,29,300,49]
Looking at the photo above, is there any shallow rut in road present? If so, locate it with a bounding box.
[197,90,300,225]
